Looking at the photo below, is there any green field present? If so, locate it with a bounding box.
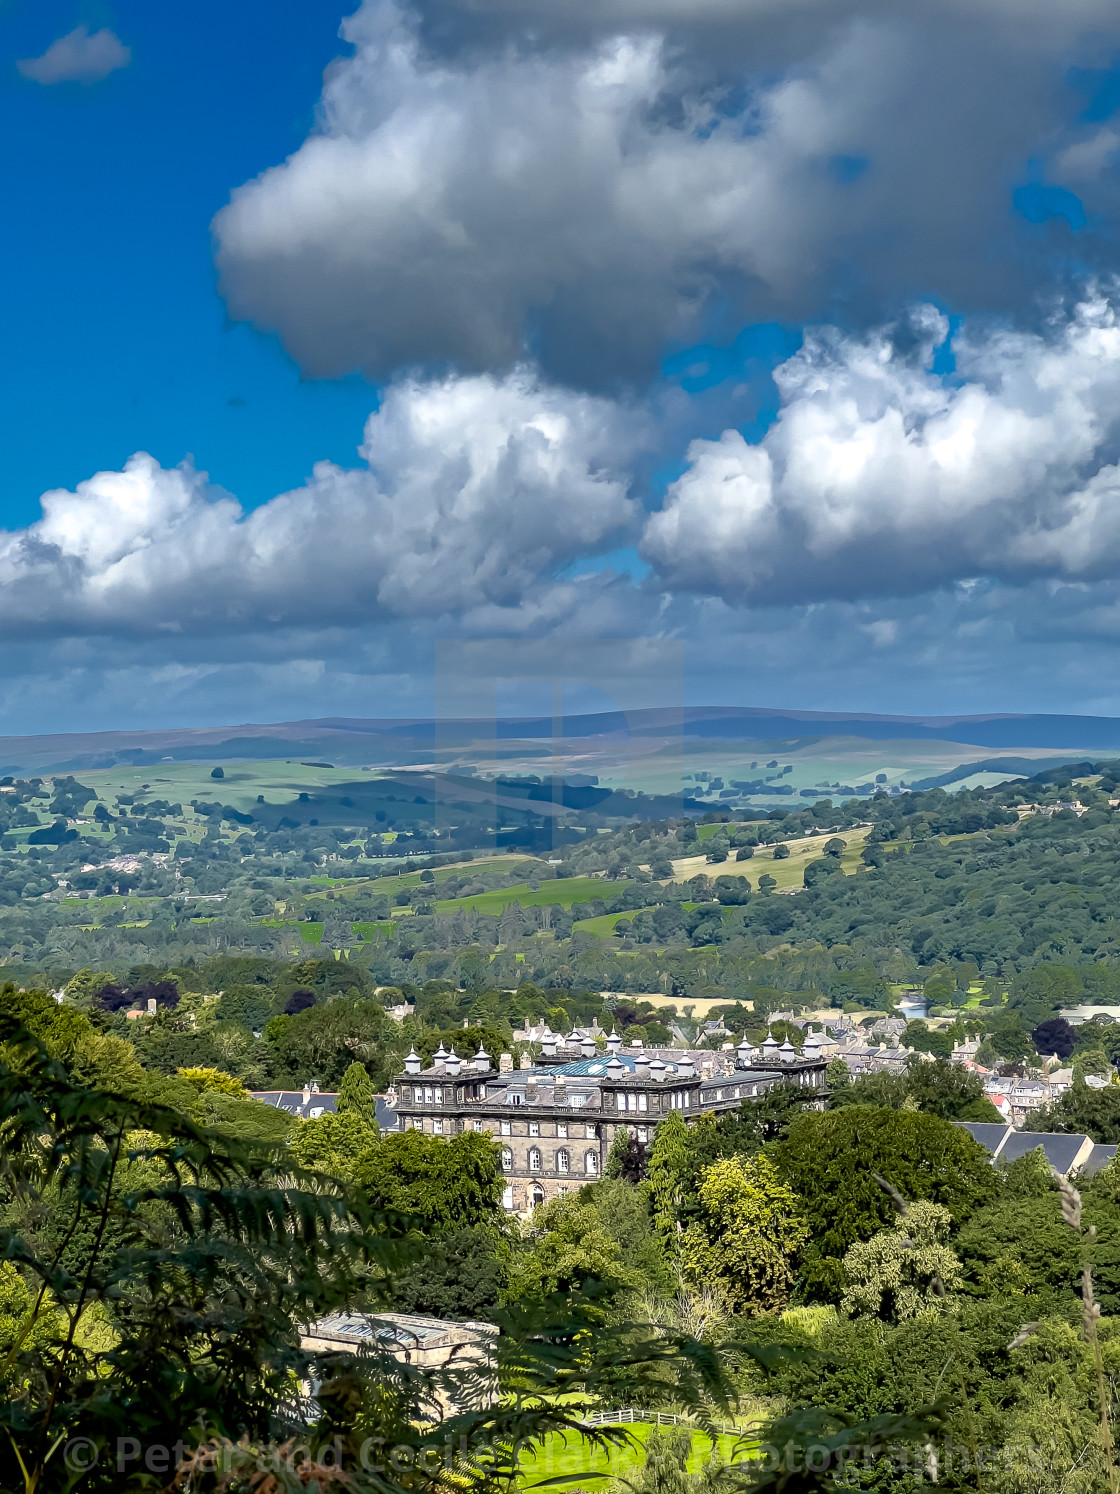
[434,876,618,915]
[73,760,393,815]
[318,855,538,899]
[517,1424,745,1491]
[572,911,630,937]
[671,826,870,892]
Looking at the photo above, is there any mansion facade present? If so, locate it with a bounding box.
[393,1030,828,1213]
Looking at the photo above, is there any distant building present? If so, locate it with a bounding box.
[1061,1005,1120,1025]
[393,1031,827,1215]
[250,1088,397,1128]
[300,1312,497,1413]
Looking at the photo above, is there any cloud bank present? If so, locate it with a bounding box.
[0,370,637,635]
[15,294,1120,640]
[18,0,1120,726]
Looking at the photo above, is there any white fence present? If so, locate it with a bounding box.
[580,1409,743,1438]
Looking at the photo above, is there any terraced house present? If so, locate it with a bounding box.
[394,1029,828,1212]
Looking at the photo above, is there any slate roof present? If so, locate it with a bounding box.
[999,1130,1085,1174]
[956,1121,1118,1179]
[251,1090,339,1119]
[961,1122,1016,1152]
[249,1091,397,1128]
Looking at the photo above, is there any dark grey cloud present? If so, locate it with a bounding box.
[213,0,1120,387]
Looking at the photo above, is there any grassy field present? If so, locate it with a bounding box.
[434,876,617,916]
[669,825,870,891]
[586,993,748,1018]
[572,911,630,936]
[517,1424,745,1491]
[318,856,540,898]
[74,760,393,814]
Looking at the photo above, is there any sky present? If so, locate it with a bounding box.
[7,0,1120,731]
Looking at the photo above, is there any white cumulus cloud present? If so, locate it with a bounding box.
[18,26,131,85]
[641,293,1120,603]
[213,0,1120,386]
[0,369,639,636]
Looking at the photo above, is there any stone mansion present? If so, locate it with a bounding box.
[393,1028,828,1213]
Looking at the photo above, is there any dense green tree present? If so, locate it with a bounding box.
[758,1299,1101,1494]
[131,1007,224,1074]
[775,1106,997,1301]
[215,981,280,1030]
[956,1186,1082,1307]
[265,997,388,1087]
[354,1129,504,1232]
[903,1020,953,1058]
[647,1110,693,1241]
[338,1058,379,1128]
[988,1019,1035,1065]
[0,984,94,1060]
[586,1177,671,1290]
[829,1059,1000,1122]
[679,1155,809,1315]
[904,1058,1004,1122]
[291,1108,378,1182]
[1008,963,1083,1025]
[841,1201,962,1323]
[389,1224,507,1319]
[506,1195,637,1301]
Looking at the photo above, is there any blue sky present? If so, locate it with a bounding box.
[5,0,1120,732]
[2,0,374,518]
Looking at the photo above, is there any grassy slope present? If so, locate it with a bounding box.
[434,876,617,915]
[668,825,871,891]
[518,1426,743,1491]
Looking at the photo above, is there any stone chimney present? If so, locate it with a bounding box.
[499,1052,514,1073]
[527,1076,539,1103]
[520,1052,532,1069]
[554,1077,568,1105]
